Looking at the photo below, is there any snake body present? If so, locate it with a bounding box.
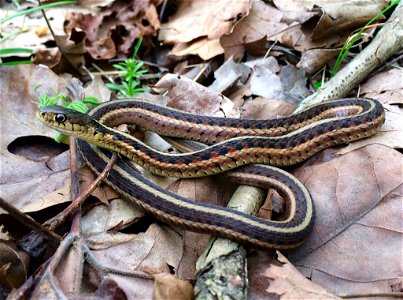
[38,98,385,249]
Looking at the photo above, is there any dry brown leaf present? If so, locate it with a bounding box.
[159,0,250,43]
[361,68,403,105]
[221,0,387,69]
[170,38,224,61]
[64,0,162,59]
[155,73,238,117]
[81,198,146,250]
[241,97,297,120]
[220,1,290,59]
[297,48,340,75]
[272,0,387,41]
[0,240,30,288]
[0,65,72,213]
[303,1,386,41]
[159,0,251,59]
[33,48,62,68]
[262,251,340,299]
[208,57,251,93]
[338,69,403,153]
[89,224,183,297]
[153,273,194,300]
[51,29,87,74]
[290,144,402,295]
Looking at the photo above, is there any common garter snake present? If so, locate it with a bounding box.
[38,98,385,249]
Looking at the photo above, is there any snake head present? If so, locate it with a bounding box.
[37,106,98,136]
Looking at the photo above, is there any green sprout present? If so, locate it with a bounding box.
[105,38,149,97]
[331,0,400,77]
[314,0,400,88]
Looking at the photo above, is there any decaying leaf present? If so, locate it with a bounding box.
[208,57,251,93]
[0,240,30,288]
[1,2,401,298]
[159,0,251,60]
[290,145,402,295]
[221,0,388,72]
[153,273,194,300]
[361,68,403,105]
[241,97,297,120]
[64,0,163,59]
[0,65,72,213]
[155,73,238,117]
[262,251,340,299]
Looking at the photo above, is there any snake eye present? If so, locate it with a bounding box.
[55,113,67,123]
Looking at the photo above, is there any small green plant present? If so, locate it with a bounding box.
[313,0,400,88]
[105,38,149,97]
[331,0,400,77]
[38,94,100,143]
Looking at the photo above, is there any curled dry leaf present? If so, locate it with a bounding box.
[81,199,146,249]
[51,29,87,75]
[89,224,183,298]
[155,73,238,117]
[33,48,62,69]
[209,57,251,93]
[0,240,30,288]
[159,0,251,60]
[297,0,386,41]
[262,251,340,299]
[221,0,387,71]
[297,48,339,75]
[64,0,162,59]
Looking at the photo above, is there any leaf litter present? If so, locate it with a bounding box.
[0,1,401,299]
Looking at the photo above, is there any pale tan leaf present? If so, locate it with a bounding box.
[262,251,340,299]
[160,0,250,42]
[361,68,403,105]
[170,38,224,61]
[155,73,238,117]
[153,273,194,300]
